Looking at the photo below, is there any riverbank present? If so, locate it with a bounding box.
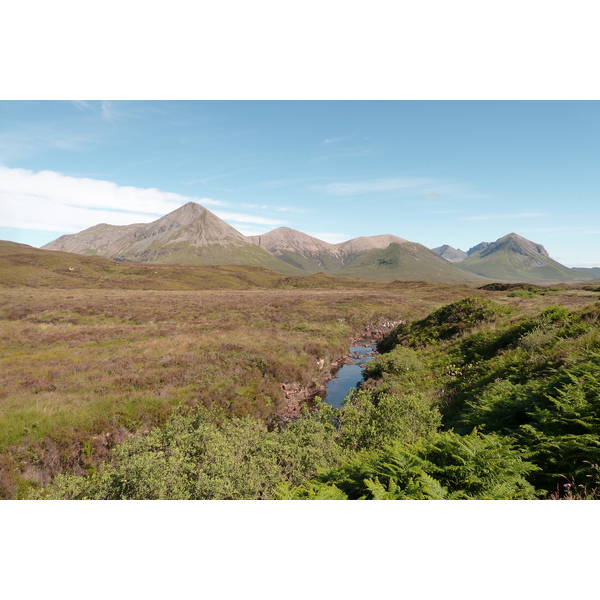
[276,319,403,418]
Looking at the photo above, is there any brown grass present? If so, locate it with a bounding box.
[1,281,598,498]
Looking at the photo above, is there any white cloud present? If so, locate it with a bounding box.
[316,177,433,196]
[0,165,224,233]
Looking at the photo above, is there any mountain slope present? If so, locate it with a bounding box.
[333,242,489,284]
[247,227,346,273]
[43,203,305,275]
[431,245,468,262]
[247,228,409,274]
[457,233,581,283]
[0,240,377,290]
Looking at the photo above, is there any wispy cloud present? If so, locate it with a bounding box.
[274,206,306,214]
[0,166,224,233]
[323,135,354,145]
[71,100,115,122]
[316,177,433,196]
[100,101,113,122]
[242,203,270,210]
[458,212,547,222]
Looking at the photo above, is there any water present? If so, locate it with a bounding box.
[322,340,377,408]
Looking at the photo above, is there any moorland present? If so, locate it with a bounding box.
[1,240,600,499]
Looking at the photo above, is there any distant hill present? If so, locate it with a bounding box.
[431,245,468,262]
[456,233,588,283]
[42,203,305,276]
[247,228,409,274]
[247,227,347,273]
[38,202,599,285]
[247,228,483,283]
[335,242,488,284]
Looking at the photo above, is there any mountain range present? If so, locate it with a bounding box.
[40,202,599,285]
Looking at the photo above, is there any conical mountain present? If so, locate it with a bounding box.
[457,232,578,283]
[42,202,305,274]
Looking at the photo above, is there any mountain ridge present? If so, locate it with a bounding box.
[39,202,599,284]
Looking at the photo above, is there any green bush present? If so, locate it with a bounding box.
[34,407,345,500]
[363,347,424,379]
[337,390,441,452]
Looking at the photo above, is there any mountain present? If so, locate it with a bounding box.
[431,245,468,262]
[467,241,491,255]
[42,203,305,275]
[247,227,346,273]
[335,242,488,284]
[246,228,409,274]
[456,233,582,283]
[40,203,598,285]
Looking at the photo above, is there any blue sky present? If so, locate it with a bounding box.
[2,100,600,267]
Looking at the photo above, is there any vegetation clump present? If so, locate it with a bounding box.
[378,297,512,351]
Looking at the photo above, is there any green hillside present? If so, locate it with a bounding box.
[0,241,365,290]
[335,242,489,284]
[457,233,586,284]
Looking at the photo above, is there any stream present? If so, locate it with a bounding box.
[321,339,378,408]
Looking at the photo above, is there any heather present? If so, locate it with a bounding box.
[1,282,464,498]
[11,283,600,500]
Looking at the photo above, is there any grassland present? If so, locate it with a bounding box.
[2,242,599,499]
[1,279,491,498]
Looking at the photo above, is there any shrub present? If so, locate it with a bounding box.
[363,347,424,380]
[338,390,441,452]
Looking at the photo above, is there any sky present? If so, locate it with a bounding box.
[2,100,600,267]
